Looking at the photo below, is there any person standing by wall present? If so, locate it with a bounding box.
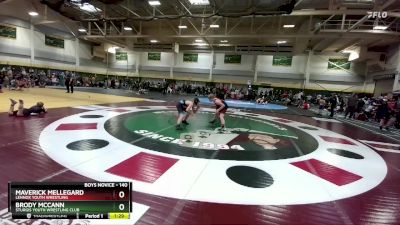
[0,72,4,93]
[318,97,326,115]
[329,94,337,118]
[59,72,65,87]
[65,72,71,93]
[344,94,358,119]
[379,98,395,130]
[65,71,75,93]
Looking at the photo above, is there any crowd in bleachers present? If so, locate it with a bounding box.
[1,65,399,130]
[226,87,400,130]
[311,93,400,130]
[0,66,82,90]
[0,66,48,90]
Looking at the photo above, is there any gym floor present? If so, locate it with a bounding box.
[0,88,399,225]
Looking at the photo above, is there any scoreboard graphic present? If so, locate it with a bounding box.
[8,182,132,220]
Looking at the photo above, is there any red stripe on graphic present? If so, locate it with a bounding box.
[290,159,362,186]
[106,152,178,183]
[56,123,97,131]
[320,136,356,145]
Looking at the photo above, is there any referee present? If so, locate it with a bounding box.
[65,72,75,93]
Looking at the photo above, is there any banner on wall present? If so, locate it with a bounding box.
[148,52,161,61]
[272,56,292,66]
[183,53,198,62]
[0,24,16,39]
[224,54,241,64]
[328,58,350,70]
[116,52,128,61]
[45,35,64,48]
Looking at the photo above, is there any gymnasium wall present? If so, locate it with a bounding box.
[366,43,400,95]
[107,51,136,74]
[307,54,366,93]
[0,16,384,93]
[0,16,84,71]
[0,20,31,64]
[385,44,400,71]
[257,55,305,89]
[374,79,395,97]
[173,52,211,80]
[175,53,211,69]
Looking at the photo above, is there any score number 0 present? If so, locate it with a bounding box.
[110,189,130,219]
[118,191,125,211]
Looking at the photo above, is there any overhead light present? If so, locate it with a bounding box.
[195,43,208,46]
[150,40,158,43]
[107,46,119,54]
[343,50,359,61]
[220,40,228,43]
[277,41,287,44]
[178,25,187,29]
[28,11,39,16]
[77,3,101,13]
[148,0,161,6]
[189,0,209,5]
[195,39,203,43]
[372,19,388,30]
[347,51,359,61]
[343,46,360,61]
[283,24,295,28]
[219,44,230,47]
[373,25,388,30]
[78,28,87,32]
[210,24,219,28]
[124,27,133,31]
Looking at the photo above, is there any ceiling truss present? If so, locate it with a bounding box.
[17,0,400,54]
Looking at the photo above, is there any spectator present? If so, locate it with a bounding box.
[0,73,3,93]
[329,94,337,118]
[318,97,326,115]
[379,99,396,130]
[344,94,358,119]
[303,100,310,110]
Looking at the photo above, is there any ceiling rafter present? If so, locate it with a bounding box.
[335,38,361,52]
[143,7,179,35]
[119,4,141,18]
[18,0,400,54]
[227,18,243,34]
[313,14,336,33]
[312,38,330,51]
[346,15,369,32]
[177,0,192,15]
[203,17,221,34]
[93,21,105,36]
[187,18,202,35]
[109,21,121,34]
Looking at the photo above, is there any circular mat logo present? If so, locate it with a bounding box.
[39,106,387,205]
[104,110,318,161]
